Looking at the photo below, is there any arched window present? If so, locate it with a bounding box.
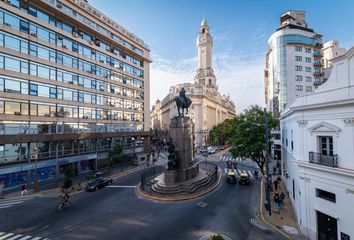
[209,79,212,85]
[202,28,205,34]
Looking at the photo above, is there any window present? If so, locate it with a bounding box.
[78,92,84,102]
[20,20,29,33]
[314,68,321,74]
[30,83,38,96]
[295,56,302,61]
[295,65,302,71]
[295,75,302,81]
[305,48,311,53]
[295,85,303,91]
[305,57,311,63]
[306,86,312,92]
[49,87,57,98]
[319,136,333,156]
[305,67,311,73]
[316,189,336,203]
[306,76,312,82]
[295,46,302,52]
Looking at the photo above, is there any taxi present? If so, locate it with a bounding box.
[239,173,250,185]
[226,171,237,184]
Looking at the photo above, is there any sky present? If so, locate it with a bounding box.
[90,0,354,112]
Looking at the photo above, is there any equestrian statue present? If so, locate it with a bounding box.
[174,87,192,117]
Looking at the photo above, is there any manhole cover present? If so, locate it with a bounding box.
[198,202,207,208]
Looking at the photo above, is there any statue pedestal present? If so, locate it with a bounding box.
[165,116,198,183]
[164,170,178,185]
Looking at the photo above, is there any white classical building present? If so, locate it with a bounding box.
[151,18,236,147]
[280,46,354,240]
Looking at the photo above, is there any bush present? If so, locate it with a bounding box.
[211,234,224,240]
[62,178,73,189]
[64,165,75,178]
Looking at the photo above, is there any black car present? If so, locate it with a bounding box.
[86,177,113,192]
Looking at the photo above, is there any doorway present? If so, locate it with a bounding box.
[317,211,338,240]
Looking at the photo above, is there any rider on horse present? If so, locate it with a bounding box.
[179,88,188,106]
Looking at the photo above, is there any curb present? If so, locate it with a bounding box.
[136,169,223,202]
[259,178,290,239]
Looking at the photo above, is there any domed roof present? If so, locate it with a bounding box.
[200,17,208,26]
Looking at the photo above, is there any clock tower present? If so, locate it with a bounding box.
[194,17,217,91]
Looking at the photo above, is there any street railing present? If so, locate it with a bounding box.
[140,165,165,192]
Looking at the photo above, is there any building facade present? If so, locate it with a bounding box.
[0,0,150,190]
[280,46,354,240]
[264,11,323,118]
[151,18,235,147]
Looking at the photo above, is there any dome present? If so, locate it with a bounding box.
[200,17,208,26]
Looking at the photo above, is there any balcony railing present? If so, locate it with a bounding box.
[309,152,338,167]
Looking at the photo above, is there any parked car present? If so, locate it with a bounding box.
[207,146,217,154]
[199,148,208,154]
[86,177,113,192]
[218,145,225,150]
[239,173,250,185]
[226,171,237,184]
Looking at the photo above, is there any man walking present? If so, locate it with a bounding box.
[273,179,279,191]
[21,183,28,195]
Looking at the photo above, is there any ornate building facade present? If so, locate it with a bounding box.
[151,18,236,147]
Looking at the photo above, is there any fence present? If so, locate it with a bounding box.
[140,165,165,192]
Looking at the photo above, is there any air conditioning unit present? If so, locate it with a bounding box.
[4,0,11,5]
[14,112,21,115]
[89,40,94,45]
[62,45,68,49]
[72,32,78,38]
[68,81,73,84]
[4,23,11,27]
[30,32,37,37]
[99,88,104,91]
[83,116,88,119]
[99,60,104,63]
[78,83,84,87]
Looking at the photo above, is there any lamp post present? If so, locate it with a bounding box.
[33,146,39,192]
[264,107,272,216]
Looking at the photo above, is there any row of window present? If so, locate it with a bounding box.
[0,99,144,121]
[0,77,144,110]
[295,46,312,53]
[4,1,145,56]
[295,75,312,82]
[0,122,144,136]
[295,65,312,73]
[295,56,312,63]
[0,53,144,100]
[295,85,312,92]
[0,8,144,78]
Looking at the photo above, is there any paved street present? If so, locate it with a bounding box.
[0,151,287,240]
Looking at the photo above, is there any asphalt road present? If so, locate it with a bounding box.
[0,151,287,240]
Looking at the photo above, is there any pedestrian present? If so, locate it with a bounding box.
[21,183,28,195]
[254,170,259,179]
[273,179,279,191]
[273,192,280,213]
[280,192,286,209]
[273,166,277,175]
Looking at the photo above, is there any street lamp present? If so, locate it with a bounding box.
[32,146,39,192]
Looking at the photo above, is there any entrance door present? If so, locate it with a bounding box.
[317,211,338,240]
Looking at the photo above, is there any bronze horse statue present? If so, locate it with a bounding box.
[174,88,192,117]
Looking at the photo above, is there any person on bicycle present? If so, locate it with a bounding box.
[61,193,69,204]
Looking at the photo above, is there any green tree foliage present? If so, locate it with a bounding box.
[109,145,123,165]
[229,105,278,171]
[64,165,75,178]
[209,105,278,171]
[211,234,225,240]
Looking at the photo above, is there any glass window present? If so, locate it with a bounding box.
[21,81,28,95]
[37,27,49,42]
[306,76,312,82]
[295,85,303,91]
[37,46,50,60]
[78,92,84,102]
[37,85,49,97]
[5,56,20,72]
[30,103,37,116]
[295,65,302,71]
[305,67,312,73]
[20,61,28,74]
[295,75,302,81]
[306,86,312,92]
[38,104,50,116]
[5,101,21,115]
[295,46,302,52]
[4,79,20,93]
[4,13,20,30]
[20,41,28,54]
[305,57,311,63]
[30,44,37,56]
[49,87,57,98]
[30,83,38,96]
[4,35,20,51]
[37,65,50,79]
[295,56,302,61]
[20,20,29,33]
[305,48,311,53]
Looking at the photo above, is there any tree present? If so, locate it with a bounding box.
[229,105,278,171]
[109,145,123,165]
[210,118,233,145]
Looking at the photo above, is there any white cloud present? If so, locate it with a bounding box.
[150,51,265,113]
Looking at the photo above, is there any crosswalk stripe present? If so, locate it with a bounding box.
[18,236,32,240]
[0,201,24,207]
[0,205,14,209]
[0,233,15,240]
[0,196,34,202]
[248,171,254,178]
[7,234,23,240]
[31,237,42,240]
[0,233,5,237]
[224,168,227,173]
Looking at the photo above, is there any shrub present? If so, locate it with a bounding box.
[62,178,73,189]
[211,234,224,240]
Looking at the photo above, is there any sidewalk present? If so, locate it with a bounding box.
[259,160,307,240]
[1,155,167,199]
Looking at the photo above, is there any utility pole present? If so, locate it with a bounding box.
[33,146,39,192]
[264,108,271,216]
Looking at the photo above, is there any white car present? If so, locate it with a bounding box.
[207,146,217,154]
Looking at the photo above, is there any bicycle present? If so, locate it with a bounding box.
[55,200,72,212]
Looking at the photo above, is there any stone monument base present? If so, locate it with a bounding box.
[165,164,199,184]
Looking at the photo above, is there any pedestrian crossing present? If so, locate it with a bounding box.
[220,156,243,162]
[0,232,49,240]
[220,155,260,169]
[224,168,258,178]
[0,196,36,209]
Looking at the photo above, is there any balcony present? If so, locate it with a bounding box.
[313,72,323,78]
[313,52,323,58]
[309,152,338,167]
[313,62,323,68]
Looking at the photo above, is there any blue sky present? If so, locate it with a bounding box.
[90,0,354,111]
